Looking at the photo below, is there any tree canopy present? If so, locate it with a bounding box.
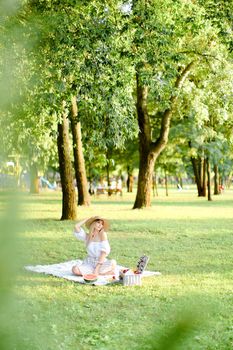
[0,0,232,212]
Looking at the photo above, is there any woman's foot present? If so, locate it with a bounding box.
[72,265,82,276]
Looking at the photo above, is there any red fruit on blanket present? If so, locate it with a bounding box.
[83,274,98,283]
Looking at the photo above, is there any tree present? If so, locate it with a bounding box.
[197,0,233,53]
[23,0,138,210]
[134,61,194,208]
[113,139,139,193]
[57,106,77,220]
[70,96,90,206]
[120,0,214,207]
[0,25,58,194]
[169,55,233,199]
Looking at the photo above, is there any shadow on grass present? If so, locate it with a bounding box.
[112,217,233,231]
[89,199,134,206]
[21,217,74,225]
[20,216,233,235]
[153,198,233,207]
[23,198,61,206]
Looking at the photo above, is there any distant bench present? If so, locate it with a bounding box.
[107,188,122,195]
[96,188,122,195]
[96,188,106,195]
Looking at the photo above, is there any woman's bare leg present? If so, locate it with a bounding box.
[72,265,82,276]
[99,260,116,275]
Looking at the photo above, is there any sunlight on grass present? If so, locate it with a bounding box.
[1,188,232,349]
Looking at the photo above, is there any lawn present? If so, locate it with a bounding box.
[1,188,233,350]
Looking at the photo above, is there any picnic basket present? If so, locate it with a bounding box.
[120,255,149,286]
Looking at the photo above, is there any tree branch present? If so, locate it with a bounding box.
[152,61,195,152]
[136,72,151,144]
[177,50,223,63]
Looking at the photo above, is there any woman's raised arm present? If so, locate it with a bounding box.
[74,218,88,233]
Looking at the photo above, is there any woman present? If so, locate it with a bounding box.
[72,216,116,276]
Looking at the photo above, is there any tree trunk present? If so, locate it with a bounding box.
[70,96,90,206]
[226,173,232,189]
[126,166,133,192]
[133,62,194,209]
[57,111,77,220]
[30,163,39,194]
[206,157,212,201]
[214,164,220,195]
[106,150,112,196]
[152,173,158,197]
[106,162,111,196]
[165,171,168,196]
[179,176,183,188]
[190,156,201,195]
[133,150,156,208]
[190,156,206,197]
[201,158,207,196]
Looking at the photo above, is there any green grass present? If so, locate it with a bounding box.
[1,188,233,349]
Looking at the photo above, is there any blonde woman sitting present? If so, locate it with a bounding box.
[72,216,116,276]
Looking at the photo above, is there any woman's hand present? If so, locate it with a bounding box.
[74,218,88,232]
[93,252,107,275]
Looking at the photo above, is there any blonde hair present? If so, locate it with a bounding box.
[86,220,105,244]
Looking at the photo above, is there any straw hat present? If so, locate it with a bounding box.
[85,216,110,231]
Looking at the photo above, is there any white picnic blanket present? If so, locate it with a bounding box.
[25,260,161,285]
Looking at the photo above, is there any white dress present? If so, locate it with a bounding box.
[73,228,115,275]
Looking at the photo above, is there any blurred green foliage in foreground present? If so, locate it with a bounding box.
[0,191,25,349]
